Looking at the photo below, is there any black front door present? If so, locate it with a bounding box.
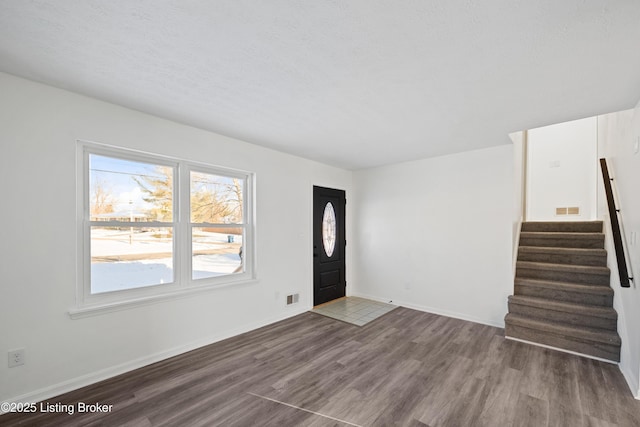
[313,186,346,306]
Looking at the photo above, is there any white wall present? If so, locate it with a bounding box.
[527,117,598,221]
[597,107,640,398]
[0,72,352,403]
[351,145,514,327]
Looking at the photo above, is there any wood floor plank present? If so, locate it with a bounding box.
[414,355,477,426]
[519,345,561,402]
[546,403,584,427]
[546,352,582,416]
[576,357,619,424]
[584,415,620,427]
[513,393,549,427]
[2,308,640,426]
[477,366,523,426]
[440,376,490,427]
[598,362,640,427]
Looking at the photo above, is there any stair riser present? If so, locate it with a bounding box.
[516,267,609,286]
[514,284,613,307]
[505,323,620,362]
[508,302,617,331]
[519,236,604,249]
[517,252,607,267]
[521,223,603,233]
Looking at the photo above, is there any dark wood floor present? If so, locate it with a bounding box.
[3,307,640,426]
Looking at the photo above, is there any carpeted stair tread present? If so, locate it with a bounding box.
[508,295,617,319]
[514,278,614,306]
[505,313,621,361]
[508,295,617,331]
[517,246,607,267]
[521,221,603,233]
[516,261,610,286]
[514,278,613,295]
[505,313,621,346]
[519,232,605,249]
[516,261,609,276]
[520,231,604,238]
[518,246,606,256]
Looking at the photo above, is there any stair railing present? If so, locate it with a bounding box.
[600,158,633,288]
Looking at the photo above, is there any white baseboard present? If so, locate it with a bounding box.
[350,292,505,328]
[3,307,309,409]
[619,362,640,400]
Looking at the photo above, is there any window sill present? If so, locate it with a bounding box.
[69,278,259,319]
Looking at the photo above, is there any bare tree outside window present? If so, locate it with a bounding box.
[90,181,115,218]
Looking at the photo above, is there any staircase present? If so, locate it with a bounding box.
[505,221,621,362]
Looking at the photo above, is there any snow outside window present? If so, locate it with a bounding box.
[75,142,255,314]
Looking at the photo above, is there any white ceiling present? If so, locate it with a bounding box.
[1,1,639,170]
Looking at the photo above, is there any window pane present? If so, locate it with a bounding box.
[192,227,243,280]
[190,172,243,224]
[90,154,173,222]
[322,202,337,257]
[91,226,174,293]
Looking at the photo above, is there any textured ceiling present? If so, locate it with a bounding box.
[1,1,639,170]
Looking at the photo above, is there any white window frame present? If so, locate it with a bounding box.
[72,141,256,318]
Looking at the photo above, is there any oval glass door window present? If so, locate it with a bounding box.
[322,202,337,257]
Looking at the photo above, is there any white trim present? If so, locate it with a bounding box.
[78,138,254,177]
[512,218,523,280]
[350,292,504,328]
[505,336,618,364]
[619,362,640,400]
[178,162,190,286]
[69,278,259,319]
[88,220,173,227]
[76,142,86,309]
[187,222,245,229]
[4,307,308,408]
[75,140,256,312]
[602,213,639,399]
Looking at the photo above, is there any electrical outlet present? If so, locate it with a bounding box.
[634,136,640,154]
[8,349,25,368]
